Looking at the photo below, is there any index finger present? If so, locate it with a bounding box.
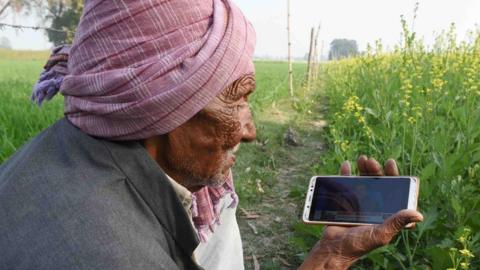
[365,158,384,176]
[358,156,384,176]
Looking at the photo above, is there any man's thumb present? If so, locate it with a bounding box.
[375,210,423,243]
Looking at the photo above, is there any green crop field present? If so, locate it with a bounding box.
[0,49,63,161]
[1,22,479,269]
[301,24,480,269]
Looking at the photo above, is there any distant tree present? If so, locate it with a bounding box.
[0,0,83,45]
[45,0,83,45]
[328,39,358,60]
[0,36,11,49]
[0,0,32,19]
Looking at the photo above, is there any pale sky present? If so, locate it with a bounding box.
[1,0,479,58]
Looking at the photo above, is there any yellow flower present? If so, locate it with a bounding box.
[358,115,366,124]
[256,179,264,193]
[364,126,373,139]
[459,248,475,258]
[400,100,411,107]
[432,78,446,89]
[340,140,349,152]
[408,117,416,124]
[460,262,469,270]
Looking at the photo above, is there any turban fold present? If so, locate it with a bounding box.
[33,0,256,140]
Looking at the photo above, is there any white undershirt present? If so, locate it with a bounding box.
[165,175,244,270]
[194,195,244,270]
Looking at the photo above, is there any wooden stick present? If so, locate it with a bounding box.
[253,253,260,270]
[305,27,315,90]
[312,23,322,82]
[0,1,11,17]
[287,0,294,98]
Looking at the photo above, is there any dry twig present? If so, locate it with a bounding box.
[252,253,260,270]
[240,207,260,219]
[247,221,258,234]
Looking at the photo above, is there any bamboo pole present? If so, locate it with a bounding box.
[312,40,318,82]
[0,1,11,17]
[312,23,321,82]
[287,0,294,97]
[305,27,315,90]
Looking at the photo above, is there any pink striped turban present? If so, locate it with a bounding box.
[33,0,255,140]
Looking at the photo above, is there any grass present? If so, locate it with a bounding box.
[0,56,63,162]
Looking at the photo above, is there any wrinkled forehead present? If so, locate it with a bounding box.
[201,73,256,112]
[221,73,256,99]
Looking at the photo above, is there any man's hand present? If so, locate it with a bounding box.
[299,155,423,270]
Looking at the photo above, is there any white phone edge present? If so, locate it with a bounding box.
[302,175,419,226]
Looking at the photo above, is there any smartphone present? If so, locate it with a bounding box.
[302,176,419,226]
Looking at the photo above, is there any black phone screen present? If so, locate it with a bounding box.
[309,177,411,224]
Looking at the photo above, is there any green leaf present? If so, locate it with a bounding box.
[420,162,437,181]
[385,111,393,123]
[388,144,402,160]
[364,107,378,118]
[424,246,451,269]
[417,207,438,233]
[366,246,389,267]
[450,197,464,218]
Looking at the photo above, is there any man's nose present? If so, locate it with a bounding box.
[241,107,256,142]
[242,120,256,142]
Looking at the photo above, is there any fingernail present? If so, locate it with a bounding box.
[384,159,399,176]
[358,155,368,162]
[385,159,396,166]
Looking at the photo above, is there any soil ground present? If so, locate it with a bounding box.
[236,98,328,270]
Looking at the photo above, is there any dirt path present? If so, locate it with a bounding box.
[238,101,327,269]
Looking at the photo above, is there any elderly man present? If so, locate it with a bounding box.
[0,0,422,269]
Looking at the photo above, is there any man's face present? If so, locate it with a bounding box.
[155,74,256,190]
